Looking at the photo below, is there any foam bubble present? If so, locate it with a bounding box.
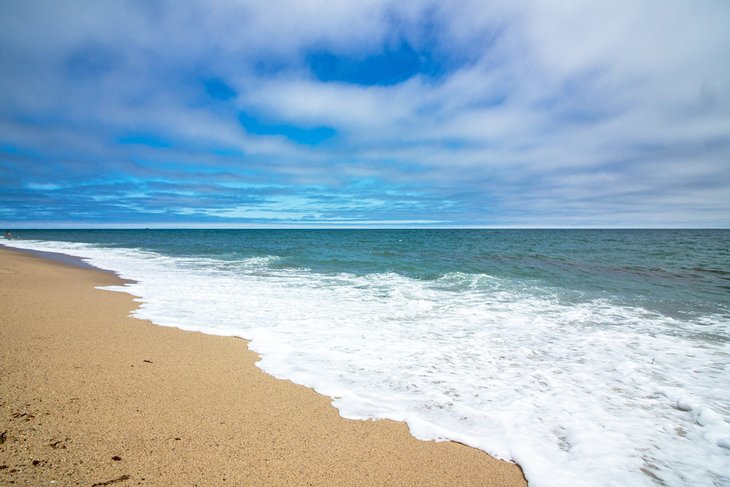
[6,239,730,487]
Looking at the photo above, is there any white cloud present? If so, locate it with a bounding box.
[1,0,728,226]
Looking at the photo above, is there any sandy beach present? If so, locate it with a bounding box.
[0,247,526,486]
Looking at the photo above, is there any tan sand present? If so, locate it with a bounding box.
[0,247,527,486]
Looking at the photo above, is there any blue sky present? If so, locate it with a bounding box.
[1,0,729,228]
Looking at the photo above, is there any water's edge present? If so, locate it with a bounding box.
[0,243,527,476]
[4,232,728,487]
[2,243,103,271]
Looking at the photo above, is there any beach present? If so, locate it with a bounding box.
[0,247,527,486]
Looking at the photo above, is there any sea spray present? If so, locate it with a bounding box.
[6,229,729,487]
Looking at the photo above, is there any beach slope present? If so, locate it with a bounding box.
[0,247,526,486]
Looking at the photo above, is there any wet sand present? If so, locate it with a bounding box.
[0,247,527,486]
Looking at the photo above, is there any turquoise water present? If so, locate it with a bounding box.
[5,229,730,487]
[12,229,730,318]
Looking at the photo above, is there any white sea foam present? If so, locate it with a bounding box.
[6,239,730,487]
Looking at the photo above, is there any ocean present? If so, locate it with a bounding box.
[4,229,729,486]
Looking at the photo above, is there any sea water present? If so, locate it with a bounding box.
[4,229,729,486]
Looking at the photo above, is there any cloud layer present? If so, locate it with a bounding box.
[1,0,729,227]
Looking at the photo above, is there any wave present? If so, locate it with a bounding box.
[5,239,730,487]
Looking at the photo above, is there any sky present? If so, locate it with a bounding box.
[1,0,729,228]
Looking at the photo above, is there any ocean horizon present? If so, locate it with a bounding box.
[4,229,729,487]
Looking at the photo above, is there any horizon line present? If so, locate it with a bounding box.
[3,225,729,231]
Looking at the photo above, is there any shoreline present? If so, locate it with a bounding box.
[0,242,104,272]
[0,247,527,485]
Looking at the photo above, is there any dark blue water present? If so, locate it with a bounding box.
[10,229,730,320]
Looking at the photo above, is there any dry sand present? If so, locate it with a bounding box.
[0,247,527,486]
